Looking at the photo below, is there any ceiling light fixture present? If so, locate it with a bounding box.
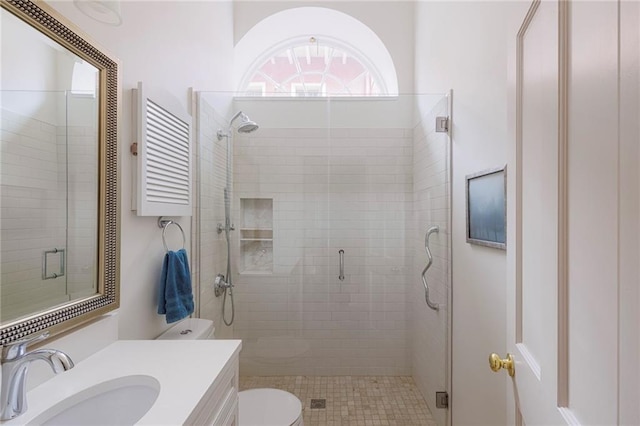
[73,0,122,26]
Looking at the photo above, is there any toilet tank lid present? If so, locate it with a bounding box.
[156,318,215,340]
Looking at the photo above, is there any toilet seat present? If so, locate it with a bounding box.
[238,388,303,426]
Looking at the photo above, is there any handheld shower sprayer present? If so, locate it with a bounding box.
[215,111,260,327]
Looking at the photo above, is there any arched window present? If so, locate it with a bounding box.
[234,7,398,98]
[243,37,384,97]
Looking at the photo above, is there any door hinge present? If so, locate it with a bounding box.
[130,142,138,156]
[436,116,449,133]
[436,391,449,409]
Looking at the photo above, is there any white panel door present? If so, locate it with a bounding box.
[565,1,620,422]
[505,0,632,424]
[506,1,568,423]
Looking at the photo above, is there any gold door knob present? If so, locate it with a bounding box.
[489,353,515,377]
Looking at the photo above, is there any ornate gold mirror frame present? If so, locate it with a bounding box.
[0,0,119,345]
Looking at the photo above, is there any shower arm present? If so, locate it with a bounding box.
[216,111,246,141]
[228,110,243,125]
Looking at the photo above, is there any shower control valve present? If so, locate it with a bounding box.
[216,223,236,234]
[214,273,233,297]
[214,274,225,286]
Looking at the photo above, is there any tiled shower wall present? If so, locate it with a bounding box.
[1,98,97,321]
[1,108,67,321]
[196,96,450,406]
[196,97,234,339]
[410,96,450,426]
[231,124,414,376]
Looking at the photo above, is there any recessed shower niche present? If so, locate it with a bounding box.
[239,198,273,273]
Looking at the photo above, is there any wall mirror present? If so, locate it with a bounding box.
[0,0,119,344]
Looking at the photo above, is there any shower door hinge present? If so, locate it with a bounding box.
[435,391,449,409]
[436,116,449,133]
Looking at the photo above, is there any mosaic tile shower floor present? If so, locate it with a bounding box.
[239,376,438,426]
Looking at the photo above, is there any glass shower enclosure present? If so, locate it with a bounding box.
[195,92,451,426]
[0,90,99,322]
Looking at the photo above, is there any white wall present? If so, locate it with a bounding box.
[233,1,415,94]
[414,2,528,424]
[1,8,80,125]
[42,1,235,343]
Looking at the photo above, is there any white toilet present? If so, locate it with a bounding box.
[157,318,304,426]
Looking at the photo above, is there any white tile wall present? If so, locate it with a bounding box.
[231,123,413,376]
[1,107,67,321]
[1,102,97,322]
[195,98,235,339]
[409,96,450,426]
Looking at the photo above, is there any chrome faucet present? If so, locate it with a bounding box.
[1,332,74,421]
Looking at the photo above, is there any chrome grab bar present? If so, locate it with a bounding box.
[338,249,345,281]
[422,226,440,311]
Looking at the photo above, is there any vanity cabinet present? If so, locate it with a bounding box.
[185,350,239,425]
[1,340,242,426]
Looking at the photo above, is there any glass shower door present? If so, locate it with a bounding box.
[196,91,451,426]
[407,93,451,426]
[1,88,100,325]
[230,96,332,373]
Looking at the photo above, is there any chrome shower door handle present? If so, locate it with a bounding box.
[42,248,65,280]
[338,249,345,281]
[422,226,440,311]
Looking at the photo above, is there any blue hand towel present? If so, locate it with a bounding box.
[157,248,194,323]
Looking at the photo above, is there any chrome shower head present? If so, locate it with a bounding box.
[235,112,259,134]
[216,111,259,140]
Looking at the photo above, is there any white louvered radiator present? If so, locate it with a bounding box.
[132,82,192,216]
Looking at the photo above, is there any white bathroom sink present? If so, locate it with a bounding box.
[28,375,160,426]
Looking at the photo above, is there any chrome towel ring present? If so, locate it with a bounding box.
[158,217,186,252]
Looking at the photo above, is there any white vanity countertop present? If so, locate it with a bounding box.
[4,340,242,426]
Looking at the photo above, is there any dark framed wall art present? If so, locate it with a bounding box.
[465,166,507,250]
